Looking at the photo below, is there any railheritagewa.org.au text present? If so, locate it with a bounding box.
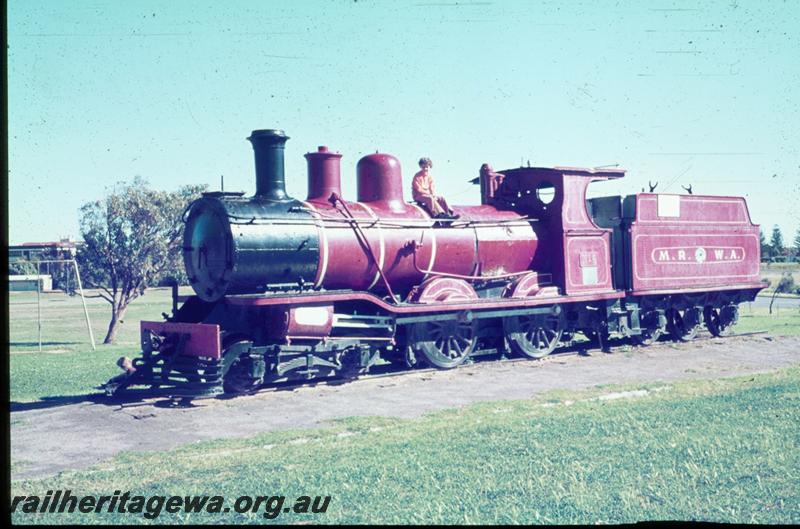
[11,490,331,520]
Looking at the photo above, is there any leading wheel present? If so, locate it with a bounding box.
[504,310,565,359]
[408,317,477,369]
[704,305,737,337]
[666,308,699,342]
[221,337,263,394]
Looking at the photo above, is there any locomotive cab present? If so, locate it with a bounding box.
[491,166,624,295]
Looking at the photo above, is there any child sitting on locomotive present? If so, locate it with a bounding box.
[412,157,459,219]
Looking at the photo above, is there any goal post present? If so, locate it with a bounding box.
[33,259,96,352]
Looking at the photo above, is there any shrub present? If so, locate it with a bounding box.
[9,260,38,276]
[776,272,795,294]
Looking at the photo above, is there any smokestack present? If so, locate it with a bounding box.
[247,129,290,201]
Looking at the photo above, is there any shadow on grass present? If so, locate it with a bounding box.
[10,391,184,412]
[11,394,103,412]
[11,341,80,347]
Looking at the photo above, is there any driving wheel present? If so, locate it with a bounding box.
[504,310,565,359]
[408,317,477,369]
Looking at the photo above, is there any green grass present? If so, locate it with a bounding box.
[9,287,188,353]
[11,368,800,524]
[736,303,800,336]
[9,289,800,402]
[9,288,188,402]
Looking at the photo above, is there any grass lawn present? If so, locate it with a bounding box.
[8,289,800,403]
[11,367,800,524]
[9,288,188,403]
[9,287,189,352]
[736,302,800,336]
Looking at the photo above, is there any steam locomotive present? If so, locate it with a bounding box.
[104,129,765,397]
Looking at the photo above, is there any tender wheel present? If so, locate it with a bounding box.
[221,337,263,394]
[583,328,611,352]
[704,305,738,337]
[408,317,477,369]
[504,310,565,359]
[633,327,662,346]
[667,308,700,342]
[633,311,666,346]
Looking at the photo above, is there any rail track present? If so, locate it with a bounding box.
[110,329,769,407]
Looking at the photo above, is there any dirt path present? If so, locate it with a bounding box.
[11,334,800,481]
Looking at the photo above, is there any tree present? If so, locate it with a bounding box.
[77,176,206,344]
[157,249,190,287]
[794,227,800,258]
[760,229,771,261]
[770,225,784,259]
[9,259,38,276]
[776,272,795,293]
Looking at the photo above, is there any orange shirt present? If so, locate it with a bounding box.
[412,169,436,201]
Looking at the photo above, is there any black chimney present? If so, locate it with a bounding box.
[247,129,290,201]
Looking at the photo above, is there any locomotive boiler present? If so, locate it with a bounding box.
[184,129,536,302]
[103,128,766,398]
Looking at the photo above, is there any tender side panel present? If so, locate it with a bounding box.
[626,194,760,291]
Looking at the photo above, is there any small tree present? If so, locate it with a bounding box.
[77,176,206,344]
[776,272,795,294]
[157,250,190,287]
[770,225,784,258]
[794,227,800,258]
[760,229,771,261]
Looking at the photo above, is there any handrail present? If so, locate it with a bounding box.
[330,193,399,303]
[226,208,536,229]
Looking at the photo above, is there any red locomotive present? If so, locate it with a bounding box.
[104,129,765,397]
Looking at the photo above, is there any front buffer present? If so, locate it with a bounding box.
[101,321,231,398]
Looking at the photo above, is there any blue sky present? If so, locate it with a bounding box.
[8,0,800,245]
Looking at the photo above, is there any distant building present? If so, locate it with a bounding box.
[8,238,79,263]
[8,239,82,291]
[9,274,53,292]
